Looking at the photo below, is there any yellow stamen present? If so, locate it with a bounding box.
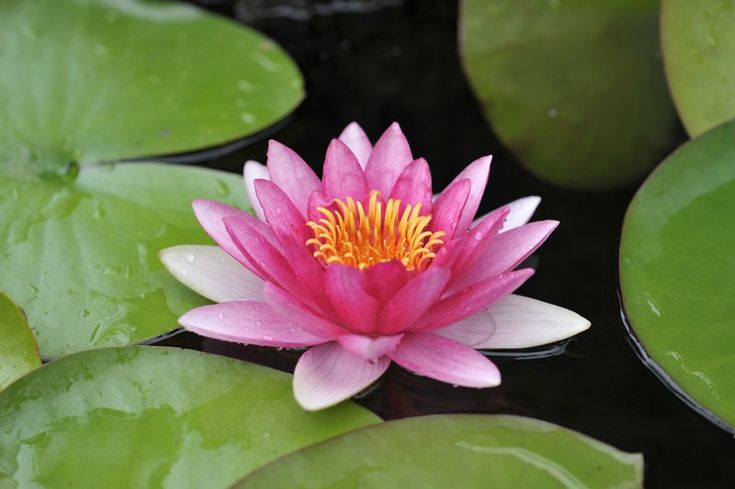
[306,190,446,271]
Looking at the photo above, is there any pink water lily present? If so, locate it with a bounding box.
[161,122,590,410]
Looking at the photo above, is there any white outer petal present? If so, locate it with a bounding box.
[471,294,591,349]
[243,160,269,221]
[159,245,265,303]
[471,195,541,232]
[432,318,495,346]
[501,196,541,231]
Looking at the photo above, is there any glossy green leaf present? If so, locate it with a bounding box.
[0,291,40,390]
[0,163,248,358]
[0,0,303,175]
[620,120,735,431]
[661,0,735,136]
[0,0,302,355]
[0,346,380,488]
[460,0,676,189]
[233,415,643,489]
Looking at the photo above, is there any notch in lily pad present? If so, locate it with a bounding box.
[0,0,304,357]
[0,291,41,390]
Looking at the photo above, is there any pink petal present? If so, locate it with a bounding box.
[474,294,591,349]
[364,122,413,197]
[389,158,433,214]
[293,342,390,411]
[432,311,495,346]
[500,196,541,232]
[266,140,321,216]
[470,196,541,232]
[192,199,278,275]
[322,139,369,202]
[429,238,466,270]
[377,268,451,335]
[264,283,344,340]
[192,199,251,264]
[324,265,380,334]
[337,334,403,361]
[223,215,304,296]
[419,268,535,331]
[362,260,408,304]
[179,301,326,347]
[450,155,492,233]
[431,178,471,239]
[338,122,373,169]
[160,245,265,303]
[254,180,328,310]
[254,179,312,244]
[450,221,557,292]
[454,207,510,271]
[388,333,500,388]
[306,189,331,223]
[243,160,269,221]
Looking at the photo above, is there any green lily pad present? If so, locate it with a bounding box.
[0,163,248,358]
[0,346,380,488]
[0,0,303,175]
[620,120,735,431]
[0,291,40,390]
[0,0,301,355]
[233,415,644,489]
[460,0,676,189]
[661,0,735,136]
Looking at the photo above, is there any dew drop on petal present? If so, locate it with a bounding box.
[185,253,194,262]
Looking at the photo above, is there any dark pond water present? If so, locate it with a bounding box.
[161,1,734,487]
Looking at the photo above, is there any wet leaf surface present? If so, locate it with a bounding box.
[620,120,735,431]
[233,414,643,489]
[0,346,379,488]
[662,0,735,136]
[460,0,676,189]
[0,291,40,390]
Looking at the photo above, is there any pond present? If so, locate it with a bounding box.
[1,0,733,487]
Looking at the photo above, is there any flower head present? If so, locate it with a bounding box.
[161,122,590,410]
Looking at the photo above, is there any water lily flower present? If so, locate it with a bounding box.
[161,122,590,411]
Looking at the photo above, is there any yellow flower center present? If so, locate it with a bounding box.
[306,191,446,271]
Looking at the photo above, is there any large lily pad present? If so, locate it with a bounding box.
[0,291,40,390]
[620,120,735,431]
[0,0,303,174]
[0,163,248,357]
[460,0,676,189]
[0,0,302,355]
[233,415,644,488]
[661,0,735,136]
[0,346,380,488]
